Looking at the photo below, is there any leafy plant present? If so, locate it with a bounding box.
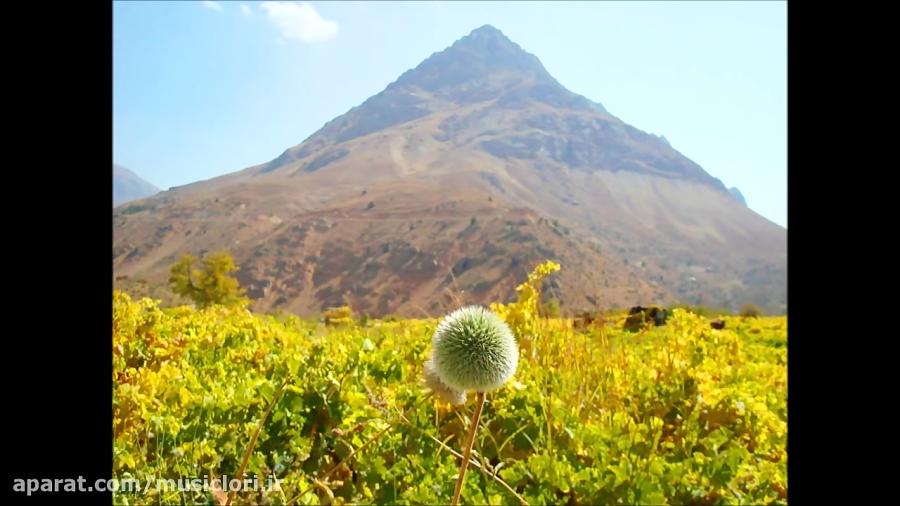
[540,297,561,318]
[491,260,560,357]
[168,251,247,308]
[323,306,354,326]
[114,260,787,505]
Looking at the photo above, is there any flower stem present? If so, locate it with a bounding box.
[451,391,486,506]
[226,375,293,506]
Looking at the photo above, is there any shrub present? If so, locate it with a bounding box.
[739,302,763,318]
[323,305,354,326]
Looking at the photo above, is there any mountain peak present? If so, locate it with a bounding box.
[113,163,159,207]
[459,24,514,47]
[470,23,503,34]
[391,24,552,96]
[116,26,786,317]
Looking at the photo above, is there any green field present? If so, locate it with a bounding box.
[113,267,786,505]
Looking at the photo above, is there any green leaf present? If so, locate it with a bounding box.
[258,382,275,405]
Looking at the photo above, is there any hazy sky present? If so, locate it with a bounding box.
[114,1,787,227]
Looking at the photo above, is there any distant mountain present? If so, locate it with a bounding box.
[729,187,747,206]
[114,164,159,207]
[113,25,786,315]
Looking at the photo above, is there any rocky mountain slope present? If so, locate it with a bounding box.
[113,25,786,315]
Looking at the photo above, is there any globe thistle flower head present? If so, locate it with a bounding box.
[423,359,468,406]
[431,305,518,392]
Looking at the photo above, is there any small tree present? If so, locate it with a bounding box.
[323,305,354,326]
[169,251,247,308]
[739,302,763,318]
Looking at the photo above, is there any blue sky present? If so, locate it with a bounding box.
[114,1,786,227]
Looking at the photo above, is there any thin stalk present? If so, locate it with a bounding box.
[399,418,528,506]
[226,375,293,506]
[286,394,431,505]
[451,391,486,506]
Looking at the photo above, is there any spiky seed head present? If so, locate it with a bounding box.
[423,358,468,406]
[431,305,518,392]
